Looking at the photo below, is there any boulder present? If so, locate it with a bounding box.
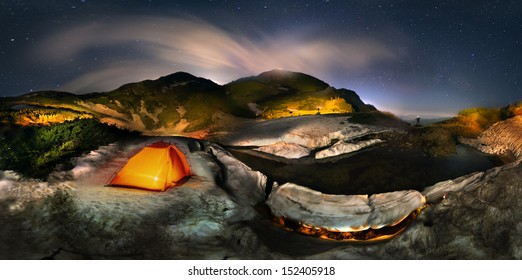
[476,115,522,159]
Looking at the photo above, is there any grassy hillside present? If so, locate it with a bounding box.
[260,89,353,118]
[395,101,522,156]
[86,72,251,131]
[2,73,250,133]
[438,101,522,138]
[1,70,375,135]
[226,70,373,119]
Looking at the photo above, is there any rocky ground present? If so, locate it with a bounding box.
[1,115,522,259]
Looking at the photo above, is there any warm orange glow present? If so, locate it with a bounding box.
[512,104,522,116]
[108,141,191,191]
[264,97,353,119]
[273,206,425,242]
[6,108,93,126]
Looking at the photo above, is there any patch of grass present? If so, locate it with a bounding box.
[157,107,181,127]
[226,80,280,107]
[260,88,354,118]
[500,101,522,119]
[0,108,93,126]
[412,126,457,156]
[438,107,502,138]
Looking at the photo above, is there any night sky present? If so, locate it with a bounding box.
[1,1,521,116]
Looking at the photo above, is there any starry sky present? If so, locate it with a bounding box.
[1,0,521,116]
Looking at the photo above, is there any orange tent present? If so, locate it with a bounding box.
[108,141,191,191]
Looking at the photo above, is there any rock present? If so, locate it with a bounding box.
[254,142,311,159]
[207,144,267,206]
[411,159,522,259]
[266,182,425,232]
[167,218,225,245]
[422,170,491,203]
[315,139,383,159]
[475,116,522,159]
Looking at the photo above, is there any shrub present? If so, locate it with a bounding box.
[0,119,138,178]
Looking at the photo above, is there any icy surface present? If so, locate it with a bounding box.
[220,115,390,149]
[315,139,383,159]
[208,144,267,206]
[254,142,311,159]
[267,183,425,232]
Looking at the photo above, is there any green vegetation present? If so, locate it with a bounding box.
[225,79,280,109]
[438,107,501,138]
[438,102,522,138]
[412,126,457,156]
[261,91,354,118]
[0,119,138,178]
[2,70,375,134]
[405,101,522,156]
[225,70,344,118]
[500,101,522,119]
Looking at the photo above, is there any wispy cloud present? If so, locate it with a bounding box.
[37,16,401,93]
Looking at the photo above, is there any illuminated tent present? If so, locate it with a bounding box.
[108,141,191,191]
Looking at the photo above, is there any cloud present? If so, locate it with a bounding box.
[36,16,401,93]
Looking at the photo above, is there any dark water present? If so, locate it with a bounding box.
[230,144,500,195]
[231,143,503,255]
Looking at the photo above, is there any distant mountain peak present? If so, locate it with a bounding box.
[258,69,299,77]
[158,71,197,83]
[256,69,328,87]
[156,71,217,85]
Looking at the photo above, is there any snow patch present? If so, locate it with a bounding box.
[224,115,391,150]
[0,180,12,191]
[315,139,384,159]
[208,144,267,207]
[70,143,122,179]
[267,183,425,232]
[254,142,311,159]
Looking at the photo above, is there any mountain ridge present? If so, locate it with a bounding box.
[1,70,376,136]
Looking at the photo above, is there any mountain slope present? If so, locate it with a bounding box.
[226,70,374,118]
[1,70,376,136]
